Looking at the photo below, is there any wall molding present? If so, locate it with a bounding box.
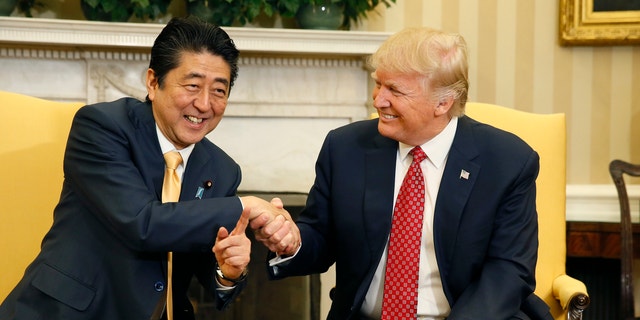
[567,184,640,222]
[0,17,391,56]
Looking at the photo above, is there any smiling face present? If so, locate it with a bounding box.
[147,51,231,150]
[372,68,453,146]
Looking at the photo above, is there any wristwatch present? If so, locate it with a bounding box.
[215,262,248,285]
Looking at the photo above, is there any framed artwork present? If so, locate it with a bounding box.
[559,0,640,45]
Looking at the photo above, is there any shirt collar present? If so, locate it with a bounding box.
[156,124,195,165]
[398,116,458,169]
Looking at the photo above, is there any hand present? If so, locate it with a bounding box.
[249,197,301,256]
[240,195,292,222]
[212,207,251,286]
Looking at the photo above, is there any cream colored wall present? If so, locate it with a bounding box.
[357,0,640,185]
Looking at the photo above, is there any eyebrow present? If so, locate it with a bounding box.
[183,72,230,87]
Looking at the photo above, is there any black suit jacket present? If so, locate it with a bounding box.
[0,98,245,319]
[269,117,552,320]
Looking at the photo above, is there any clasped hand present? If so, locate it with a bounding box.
[212,196,301,285]
[240,196,300,256]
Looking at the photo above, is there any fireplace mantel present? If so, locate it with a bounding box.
[0,16,390,56]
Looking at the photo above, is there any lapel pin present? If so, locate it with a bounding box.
[195,187,204,199]
[195,180,213,199]
[460,169,470,180]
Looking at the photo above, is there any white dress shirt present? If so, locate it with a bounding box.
[360,117,459,320]
[156,125,194,180]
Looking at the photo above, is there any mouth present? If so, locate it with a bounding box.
[380,113,398,120]
[185,115,204,124]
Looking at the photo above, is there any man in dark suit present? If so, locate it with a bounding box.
[0,17,300,320]
[265,27,552,319]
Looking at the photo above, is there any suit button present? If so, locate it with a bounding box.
[154,281,165,292]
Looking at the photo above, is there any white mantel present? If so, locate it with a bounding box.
[0,16,389,54]
[0,17,637,223]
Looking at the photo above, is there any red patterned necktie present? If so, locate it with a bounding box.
[381,146,427,319]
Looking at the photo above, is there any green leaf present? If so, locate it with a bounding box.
[84,0,100,8]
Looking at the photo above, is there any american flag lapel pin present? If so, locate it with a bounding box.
[460,169,470,180]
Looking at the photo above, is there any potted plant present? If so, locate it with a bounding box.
[186,0,277,26]
[132,0,173,22]
[338,0,396,29]
[0,0,18,16]
[277,0,396,29]
[186,0,395,29]
[81,0,171,22]
[12,0,45,17]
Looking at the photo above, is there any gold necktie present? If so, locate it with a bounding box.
[162,151,182,203]
[162,151,182,320]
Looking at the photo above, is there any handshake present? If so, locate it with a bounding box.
[212,196,301,286]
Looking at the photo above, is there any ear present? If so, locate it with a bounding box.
[146,68,158,101]
[435,94,454,116]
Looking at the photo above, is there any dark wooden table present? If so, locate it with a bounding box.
[565,221,635,320]
[567,221,640,258]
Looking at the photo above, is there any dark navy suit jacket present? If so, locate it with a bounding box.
[0,98,245,319]
[269,116,552,320]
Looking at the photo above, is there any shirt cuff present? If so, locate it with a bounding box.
[215,274,237,291]
[268,241,302,267]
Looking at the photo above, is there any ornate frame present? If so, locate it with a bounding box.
[559,0,640,46]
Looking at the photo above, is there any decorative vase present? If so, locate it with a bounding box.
[296,2,344,30]
[0,0,18,16]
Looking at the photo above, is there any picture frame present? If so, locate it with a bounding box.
[559,0,640,46]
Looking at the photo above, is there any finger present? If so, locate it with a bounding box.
[277,222,301,255]
[278,208,293,222]
[216,226,229,243]
[272,223,293,243]
[213,226,229,256]
[270,197,284,209]
[249,212,271,230]
[231,207,251,236]
[263,215,285,237]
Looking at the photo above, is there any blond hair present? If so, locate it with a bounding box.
[369,27,469,116]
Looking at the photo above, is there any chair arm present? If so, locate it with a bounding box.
[553,274,590,320]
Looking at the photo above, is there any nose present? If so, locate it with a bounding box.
[373,87,390,109]
[193,90,210,112]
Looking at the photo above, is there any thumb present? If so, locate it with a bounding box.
[216,226,230,243]
[230,207,250,236]
[270,197,284,209]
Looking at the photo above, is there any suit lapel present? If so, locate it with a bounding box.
[363,134,397,256]
[433,116,480,267]
[181,144,215,201]
[351,130,397,306]
[129,101,165,201]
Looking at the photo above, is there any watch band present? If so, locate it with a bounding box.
[215,262,248,284]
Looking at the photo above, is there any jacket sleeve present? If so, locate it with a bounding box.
[65,103,244,253]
